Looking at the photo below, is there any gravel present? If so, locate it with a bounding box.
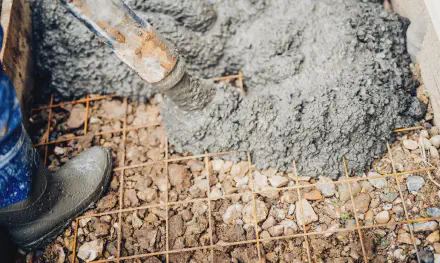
[406,175,426,192]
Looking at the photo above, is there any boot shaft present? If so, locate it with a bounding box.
[0,125,40,209]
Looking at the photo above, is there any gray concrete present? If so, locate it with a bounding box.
[393,0,440,126]
[32,0,423,177]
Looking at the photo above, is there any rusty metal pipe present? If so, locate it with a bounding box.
[59,0,215,111]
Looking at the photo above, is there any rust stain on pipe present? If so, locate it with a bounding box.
[61,0,178,83]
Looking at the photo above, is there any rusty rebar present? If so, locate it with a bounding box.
[33,95,434,263]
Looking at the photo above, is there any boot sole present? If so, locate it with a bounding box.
[18,150,113,251]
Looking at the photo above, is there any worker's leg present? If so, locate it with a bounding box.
[0,124,37,209]
[0,26,112,249]
[0,24,33,208]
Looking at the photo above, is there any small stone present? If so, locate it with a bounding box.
[337,179,360,201]
[406,176,425,192]
[350,180,362,195]
[230,162,249,178]
[304,189,323,200]
[110,176,119,190]
[145,213,158,223]
[169,164,189,187]
[181,210,193,221]
[97,193,117,209]
[281,191,298,204]
[375,211,390,224]
[393,249,406,261]
[79,218,91,227]
[403,139,418,150]
[89,116,99,124]
[364,210,374,224]
[431,146,440,159]
[222,204,243,224]
[187,160,204,172]
[427,231,440,243]
[427,208,440,217]
[77,240,104,262]
[124,189,139,206]
[421,130,430,138]
[360,180,373,191]
[419,249,434,263]
[431,127,440,137]
[137,188,157,203]
[211,160,224,172]
[221,161,233,173]
[268,175,289,188]
[209,188,222,198]
[280,219,298,232]
[423,137,433,149]
[298,176,311,181]
[262,168,278,177]
[288,204,295,215]
[392,206,404,215]
[266,252,277,262]
[194,178,208,191]
[370,198,380,208]
[324,224,340,237]
[268,225,284,237]
[67,104,87,129]
[382,192,399,202]
[260,230,271,239]
[169,215,184,239]
[101,100,126,118]
[253,172,269,190]
[64,228,72,237]
[316,176,335,197]
[345,219,356,229]
[325,203,339,219]
[53,244,66,263]
[375,229,387,238]
[398,231,413,245]
[95,222,110,237]
[346,193,371,213]
[54,146,65,155]
[147,149,161,161]
[338,183,351,201]
[368,173,387,189]
[296,199,318,225]
[434,243,440,254]
[383,203,393,210]
[274,207,286,220]
[413,221,438,232]
[132,211,143,229]
[234,176,249,188]
[255,200,268,223]
[431,135,440,148]
[262,216,276,230]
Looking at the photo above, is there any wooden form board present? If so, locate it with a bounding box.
[0,0,33,120]
[424,0,440,41]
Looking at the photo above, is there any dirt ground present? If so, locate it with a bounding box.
[21,73,440,262]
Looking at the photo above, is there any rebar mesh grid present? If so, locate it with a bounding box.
[30,77,438,263]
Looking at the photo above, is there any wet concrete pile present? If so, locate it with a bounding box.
[33,0,423,177]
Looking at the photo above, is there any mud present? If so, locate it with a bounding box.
[33,0,423,177]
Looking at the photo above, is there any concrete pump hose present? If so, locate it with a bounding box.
[60,0,215,111]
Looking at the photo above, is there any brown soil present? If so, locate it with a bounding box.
[25,90,440,263]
